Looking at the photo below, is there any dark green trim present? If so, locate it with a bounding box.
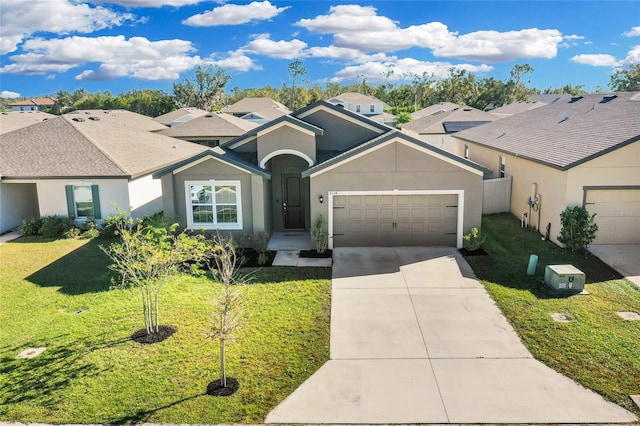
[65,185,75,218]
[91,184,101,219]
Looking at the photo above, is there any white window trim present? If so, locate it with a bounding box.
[185,180,243,230]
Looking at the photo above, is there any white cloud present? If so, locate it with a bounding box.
[211,49,262,72]
[621,45,640,65]
[624,26,640,37]
[0,90,21,98]
[295,4,398,33]
[243,34,307,59]
[0,0,136,55]
[329,58,492,83]
[571,54,620,67]
[92,0,207,7]
[183,1,289,26]
[306,46,394,63]
[1,36,203,80]
[296,4,564,63]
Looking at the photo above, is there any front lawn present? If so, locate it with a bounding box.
[464,214,640,415]
[0,237,331,423]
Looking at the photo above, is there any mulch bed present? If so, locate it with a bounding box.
[299,249,332,258]
[131,325,176,344]
[206,377,239,396]
[459,248,488,256]
[238,249,276,267]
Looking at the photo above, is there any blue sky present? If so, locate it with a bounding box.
[1,0,639,99]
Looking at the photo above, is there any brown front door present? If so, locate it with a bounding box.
[283,174,305,229]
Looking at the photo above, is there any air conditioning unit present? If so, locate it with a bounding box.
[544,265,585,295]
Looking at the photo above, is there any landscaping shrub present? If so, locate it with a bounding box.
[99,211,129,238]
[463,227,486,251]
[21,216,43,236]
[39,215,75,238]
[63,227,82,239]
[558,206,598,252]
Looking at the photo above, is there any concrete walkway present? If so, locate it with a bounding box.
[589,244,640,287]
[0,230,21,244]
[266,247,637,424]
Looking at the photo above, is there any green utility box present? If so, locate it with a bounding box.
[544,264,585,294]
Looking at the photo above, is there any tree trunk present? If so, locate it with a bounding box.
[220,338,226,387]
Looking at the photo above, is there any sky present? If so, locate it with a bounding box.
[1,0,639,99]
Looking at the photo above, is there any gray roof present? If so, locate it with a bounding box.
[488,101,546,118]
[411,102,460,119]
[1,115,207,179]
[222,97,290,120]
[158,112,258,138]
[0,111,56,134]
[455,92,640,170]
[401,107,498,134]
[328,92,391,109]
[65,109,167,132]
[223,115,324,148]
[153,107,209,125]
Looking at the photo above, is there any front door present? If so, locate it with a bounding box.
[283,174,305,229]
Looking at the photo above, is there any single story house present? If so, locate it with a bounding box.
[0,113,206,233]
[0,111,56,134]
[221,97,291,125]
[454,92,640,245]
[153,107,209,127]
[327,92,395,125]
[401,106,498,153]
[8,97,56,112]
[158,112,258,147]
[155,100,487,248]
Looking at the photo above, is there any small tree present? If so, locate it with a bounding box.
[558,206,598,252]
[311,214,329,254]
[102,217,205,335]
[205,233,247,388]
[463,227,486,251]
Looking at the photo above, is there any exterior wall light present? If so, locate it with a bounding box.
[319,195,324,204]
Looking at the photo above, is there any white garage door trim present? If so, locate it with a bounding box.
[328,189,465,249]
[583,185,640,244]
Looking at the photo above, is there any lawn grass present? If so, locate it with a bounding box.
[464,214,640,415]
[0,237,331,423]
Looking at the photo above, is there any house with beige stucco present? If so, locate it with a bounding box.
[0,112,206,233]
[155,100,488,249]
[453,92,640,245]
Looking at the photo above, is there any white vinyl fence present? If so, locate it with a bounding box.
[483,176,512,214]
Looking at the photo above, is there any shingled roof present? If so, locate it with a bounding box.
[65,109,167,132]
[222,97,291,120]
[401,106,497,134]
[455,92,640,170]
[158,112,258,138]
[0,111,56,134]
[1,115,207,179]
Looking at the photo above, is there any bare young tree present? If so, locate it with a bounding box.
[205,233,247,388]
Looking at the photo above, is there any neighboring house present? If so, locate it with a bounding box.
[153,107,209,127]
[158,112,258,147]
[221,97,291,124]
[154,100,487,249]
[0,114,207,233]
[454,92,640,245]
[66,109,168,132]
[411,102,460,119]
[327,92,394,125]
[487,101,547,119]
[401,106,498,152]
[0,111,56,134]
[8,97,56,112]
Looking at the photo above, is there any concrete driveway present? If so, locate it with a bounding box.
[266,247,637,424]
[589,244,640,287]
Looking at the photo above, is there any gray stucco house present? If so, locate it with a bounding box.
[155,100,487,248]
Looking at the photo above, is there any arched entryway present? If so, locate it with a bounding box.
[265,154,311,231]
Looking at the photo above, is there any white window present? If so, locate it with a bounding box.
[369,104,375,113]
[464,145,469,159]
[499,156,506,178]
[355,104,361,113]
[65,184,101,219]
[185,180,242,230]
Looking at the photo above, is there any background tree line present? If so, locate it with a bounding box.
[2,62,638,117]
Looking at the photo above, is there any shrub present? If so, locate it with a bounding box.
[238,231,271,265]
[558,206,598,252]
[64,227,82,239]
[39,215,75,238]
[100,211,129,238]
[311,215,328,254]
[463,227,486,251]
[21,217,43,236]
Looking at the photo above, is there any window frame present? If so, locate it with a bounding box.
[65,184,101,220]
[369,104,375,113]
[499,156,506,178]
[185,180,243,230]
[355,104,361,113]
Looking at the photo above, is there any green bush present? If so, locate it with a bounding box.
[21,217,43,236]
[64,227,82,239]
[463,227,486,251]
[558,206,598,252]
[39,215,75,238]
[100,211,129,238]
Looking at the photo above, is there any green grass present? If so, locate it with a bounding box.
[465,214,640,415]
[0,237,331,423]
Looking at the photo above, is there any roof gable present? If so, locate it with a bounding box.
[455,92,640,170]
[222,115,323,150]
[152,148,270,179]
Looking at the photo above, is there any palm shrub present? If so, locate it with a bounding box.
[558,206,598,252]
[311,214,329,254]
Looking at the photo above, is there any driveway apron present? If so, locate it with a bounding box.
[266,247,637,424]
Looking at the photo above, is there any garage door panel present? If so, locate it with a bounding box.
[333,193,459,247]
[585,189,640,244]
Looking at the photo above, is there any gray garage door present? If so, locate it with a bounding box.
[585,189,640,244]
[332,193,458,247]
